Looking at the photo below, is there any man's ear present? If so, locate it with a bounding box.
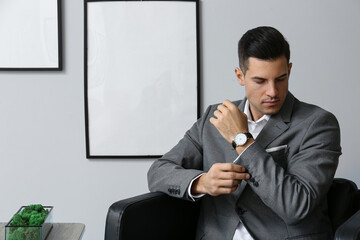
[288,62,292,77]
[235,67,245,86]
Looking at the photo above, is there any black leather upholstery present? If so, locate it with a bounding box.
[105,178,360,240]
[328,178,359,232]
[105,192,200,240]
[335,210,360,240]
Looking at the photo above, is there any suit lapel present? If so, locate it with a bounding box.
[255,116,288,149]
[255,92,294,149]
[238,98,246,111]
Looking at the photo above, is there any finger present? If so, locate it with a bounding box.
[215,163,246,173]
[222,100,235,109]
[217,104,228,113]
[217,179,242,187]
[209,117,217,125]
[217,171,250,180]
[213,110,222,119]
[207,185,238,196]
[218,185,238,194]
[208,180,239,189]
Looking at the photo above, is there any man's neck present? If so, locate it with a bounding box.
[245,101,264,122]
[249,108,263,122]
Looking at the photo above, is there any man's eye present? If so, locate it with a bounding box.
[255,80,265,84]
[277,78,286,82]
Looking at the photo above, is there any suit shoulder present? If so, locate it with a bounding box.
[292,99,338,124]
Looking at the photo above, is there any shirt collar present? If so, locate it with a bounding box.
[244,100,270,123]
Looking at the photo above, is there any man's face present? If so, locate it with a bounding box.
[235,56,292,121]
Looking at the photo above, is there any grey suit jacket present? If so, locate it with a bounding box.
[148,92,341,240]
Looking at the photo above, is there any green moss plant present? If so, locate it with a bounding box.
[7,204,49,240]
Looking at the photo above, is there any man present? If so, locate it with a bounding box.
[148,26,341,240]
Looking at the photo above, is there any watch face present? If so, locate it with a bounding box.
[235,133,247,146]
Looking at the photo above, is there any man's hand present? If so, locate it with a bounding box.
[191,163,250,196]
[210,100,248,144]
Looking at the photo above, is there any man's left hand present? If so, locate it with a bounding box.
[210,100,248,143]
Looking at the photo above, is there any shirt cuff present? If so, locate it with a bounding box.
[233,142,254,164]
[187,173,206,201]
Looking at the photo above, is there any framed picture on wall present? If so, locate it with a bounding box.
[0,0,62,70]
[84,0,200,158]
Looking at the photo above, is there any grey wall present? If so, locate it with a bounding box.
[0,0,359,239]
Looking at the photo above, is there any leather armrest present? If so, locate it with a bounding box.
[335,209,360,240]
[105,192,200,240]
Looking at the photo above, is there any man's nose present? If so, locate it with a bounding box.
[266,82,278,98]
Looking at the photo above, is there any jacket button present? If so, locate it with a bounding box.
[236,207,247,215]
[253,181,259,187]
[249,177,255,183]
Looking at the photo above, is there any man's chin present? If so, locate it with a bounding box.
[263,107,281,116]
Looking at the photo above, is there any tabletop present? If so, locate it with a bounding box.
[0,222,85,240]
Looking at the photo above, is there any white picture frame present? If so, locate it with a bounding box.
[85,0,199,158]
[0,0,62,70]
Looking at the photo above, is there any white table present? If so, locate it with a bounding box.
[0,222,85,240]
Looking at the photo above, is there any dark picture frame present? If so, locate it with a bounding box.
[84,0,200,158]
[0,0,63,71]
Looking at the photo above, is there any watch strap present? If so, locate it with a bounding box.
[231,140,237,149]
[244,132,253,139]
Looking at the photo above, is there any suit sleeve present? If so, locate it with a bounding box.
[237,110,341,224]
[147,106,212,201]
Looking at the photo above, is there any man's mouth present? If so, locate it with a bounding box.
[262,99,280,106]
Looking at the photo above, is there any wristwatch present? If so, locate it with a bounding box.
[232,133,253,149]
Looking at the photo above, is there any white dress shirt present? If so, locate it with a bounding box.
[233,100,269,240]
[188,100,270,239]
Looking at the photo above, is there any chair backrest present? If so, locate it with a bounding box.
[121,194,200,240]
[327,178,359,233]
[105,192,200,240]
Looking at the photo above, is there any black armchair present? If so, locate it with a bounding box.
[105,178,360,240]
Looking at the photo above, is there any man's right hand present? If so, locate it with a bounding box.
[191,163,250,196]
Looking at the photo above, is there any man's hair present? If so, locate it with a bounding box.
[238,26,290,73]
